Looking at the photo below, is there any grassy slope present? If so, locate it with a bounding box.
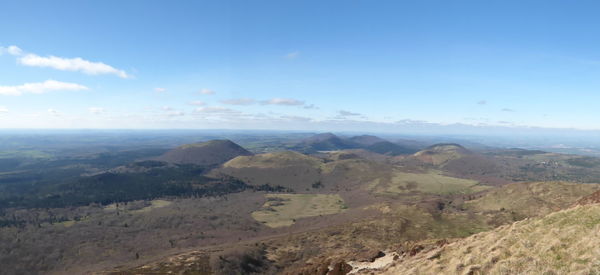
[107,180,600,275]
[219,151,323,191]
[383,204,600,275]
[413,144,469,166]
[465,181,600,218]
[223,151,322,169]
[219,152,391,192]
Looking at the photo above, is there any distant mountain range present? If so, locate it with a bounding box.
[7,133,600,274]
[292,133,421,156]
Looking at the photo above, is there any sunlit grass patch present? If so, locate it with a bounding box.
[252,194,346,228]
[373,170,487,195]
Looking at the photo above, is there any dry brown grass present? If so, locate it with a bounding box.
[413,144,469,166]
[369,170,488,195]
[382,204,600,275]
[466,181,600,218]
[251,194,346,228]
[223,151,322,169]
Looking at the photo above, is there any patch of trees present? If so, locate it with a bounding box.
[311,181,323,189]
[0,164,249,210]
[210,244,275,274]
[254,184,294,193]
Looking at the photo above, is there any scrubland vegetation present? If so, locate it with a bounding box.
[2,133,600,274]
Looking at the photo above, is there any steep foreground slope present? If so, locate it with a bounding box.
[157,139,252,166]
[465,181,599,218]
[381,203,600,274]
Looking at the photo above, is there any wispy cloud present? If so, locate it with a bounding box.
[154,87,167,93]
[0,80,88,96]
[477,100,487,105]
[10,46,130,78]
[221,98,256,105]
[47,108,60,116]
[396,119,431,125]
[0,45,23,56]
[338,110,361,116]
[333,110,366,120]
[189,100,205,106]
[0,106,8,113]
[261,98,305,106]
[154,106,185,118]
[285,51,300,59]
[501,108,515,112]
[88,107,105,114]
[199,88,215,95]
[194,106,239,114]
[303,104,318,110]
[165,111,185,117]
[279,115,313,122]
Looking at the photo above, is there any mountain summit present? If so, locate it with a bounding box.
[158,139,252,166]
[413,143,471,165]
[296,133,358,152]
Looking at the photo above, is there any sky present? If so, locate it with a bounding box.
[2,0,600,132]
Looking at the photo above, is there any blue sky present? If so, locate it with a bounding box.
[2,0,600,131]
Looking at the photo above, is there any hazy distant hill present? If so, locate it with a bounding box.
[295,133,358,152]
[365,141,418,156]
[158,139,252,166]
[348,135,388,146]
[294,133,417,155]
[413,143,471,165]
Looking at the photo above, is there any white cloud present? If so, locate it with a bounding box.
[285,51,300,59]
[165,111,185,117]
[189,100,205,106]
[0,45,23,56]
[154,87,167,93]
[3,45,129,77]
[0,45,22,56]
[0,80,89,96]
[261,98,305,106]
[221,98,256,105]
[396,119,431,125]
[18,53,129,78]
[162,106,173,111]
[7,46,22,55]
[501,108,515,112]
[194,106,238,114]
[89,107,105,114]
[333,110,366,120]
[199,88,215,95]
[0,106,7,113]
